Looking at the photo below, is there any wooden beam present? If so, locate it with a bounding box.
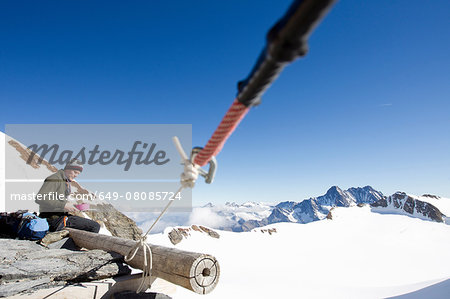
[66,228,220,295]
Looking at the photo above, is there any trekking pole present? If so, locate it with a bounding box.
[193,0,337,168]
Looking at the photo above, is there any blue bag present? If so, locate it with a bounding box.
[17,212,49,240]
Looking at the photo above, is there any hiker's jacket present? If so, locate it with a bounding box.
[35,170,70,214]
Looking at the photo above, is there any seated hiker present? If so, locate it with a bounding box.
[35,159,100,233]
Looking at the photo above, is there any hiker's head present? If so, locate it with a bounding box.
[64,159,83,181]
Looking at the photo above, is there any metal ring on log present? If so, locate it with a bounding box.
[66,228,220,294]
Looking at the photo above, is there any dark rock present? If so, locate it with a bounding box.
[403,197,415,214]
[191,225,201,232]
[260,228,277,235]
[84,203,143,240]
[414,199,445,222]
[371,192,445,222]
[422,194,440,199]
[371,198,388,208]
[168,226,221,245]
[199,226,220,239]
[168,229,183,245]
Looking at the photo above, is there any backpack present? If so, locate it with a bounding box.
[0,212,20,238]
[16,212,49,240]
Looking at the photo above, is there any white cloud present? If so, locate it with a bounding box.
[188,207,231,228]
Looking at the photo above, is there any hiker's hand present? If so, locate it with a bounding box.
[64,202,79,213]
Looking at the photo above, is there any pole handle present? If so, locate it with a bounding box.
[237,0,336,107]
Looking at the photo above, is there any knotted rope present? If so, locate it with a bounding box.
[124,137,199,293]
[124,236,153,293]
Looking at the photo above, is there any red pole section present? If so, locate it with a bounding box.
[193,99,250,166]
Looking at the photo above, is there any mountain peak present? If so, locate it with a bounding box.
[225,202,240,208]
[327,185,343,194]
[317,185,352,207]
[362,185,375,191]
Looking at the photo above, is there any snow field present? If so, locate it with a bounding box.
[147,206,450,299]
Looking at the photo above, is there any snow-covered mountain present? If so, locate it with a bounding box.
[194,186,448,232]
[238,185,385,230]
[323,185,384,205]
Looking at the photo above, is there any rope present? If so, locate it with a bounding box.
[124,139,198,293]
[123,191,178,293]
[142,185,184,237]
[193,99,250,167]
[123,238,153,293]
[124,186,183,293]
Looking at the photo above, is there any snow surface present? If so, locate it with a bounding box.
[146,206,450,299]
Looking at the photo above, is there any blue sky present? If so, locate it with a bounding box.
[1,0,449,204]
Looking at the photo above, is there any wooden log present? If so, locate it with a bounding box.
[66,228,220,295]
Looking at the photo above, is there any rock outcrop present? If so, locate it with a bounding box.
[83,203,142,240]
[421,194,440,200]
[0,239,131,297]
[168,225,220,245]
[259,228,277,235]
[371,192,445,223]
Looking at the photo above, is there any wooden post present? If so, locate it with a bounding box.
[66,228,220,295]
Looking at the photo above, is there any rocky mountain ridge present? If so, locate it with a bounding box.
[371,192,445,223]
[207,186,448,232]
